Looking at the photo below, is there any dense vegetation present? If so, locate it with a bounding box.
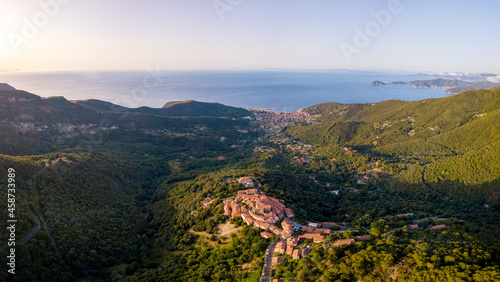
[288,87,500,204]
[0,86,499,281]
[135,225,268,281]
[75,99,251,118]
[274,226,500,281]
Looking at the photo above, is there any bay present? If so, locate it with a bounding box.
[0,69,449,112]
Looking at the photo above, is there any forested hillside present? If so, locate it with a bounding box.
[287,87,500,204]
[75,99,251,118]
[0,86,499,281]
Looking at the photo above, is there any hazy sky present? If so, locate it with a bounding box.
[1,0,499,73]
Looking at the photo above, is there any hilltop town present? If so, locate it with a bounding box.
[199,174,462,278]
[216,177,367,265]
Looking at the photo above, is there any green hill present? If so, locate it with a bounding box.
[0,89,40,102]
[287,87,500,203]
[0,90,253,156]
[0,83,16,91]
[444,81,500,94]
[377,78,500,94]
[75,99,250,118]
[71,99,129,112]
[161,100,250,117]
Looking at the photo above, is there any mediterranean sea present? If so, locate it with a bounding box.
[0,69,449,112]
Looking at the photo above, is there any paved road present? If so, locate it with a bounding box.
[18,211,41,244]
[334,224,355,231]
[260,240,279,282]
[0,211,41,251]
[0,167,47,251]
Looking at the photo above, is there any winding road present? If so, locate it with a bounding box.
[0,166,47,251]
[17,211,41,244]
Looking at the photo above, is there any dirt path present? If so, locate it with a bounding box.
[421,165,431,189]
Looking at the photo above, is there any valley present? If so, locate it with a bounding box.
[0,85,499,281]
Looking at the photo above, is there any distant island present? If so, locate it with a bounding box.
[368,81,386,86]
[370,78,500,94]
[411,72,497,81]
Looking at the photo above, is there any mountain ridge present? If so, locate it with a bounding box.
[287,86,500,203]
[0,83,16,91]
[75,98,250,118]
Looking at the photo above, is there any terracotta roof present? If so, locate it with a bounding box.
[298,233,324,240]
[275,241,286,253]
[356,235,372,241]
[302,226,314,233]
[287,237,299,247]
[201,197,214,207]
[260,231,273,239]
[332,239,355,247]
[238,177,254,182]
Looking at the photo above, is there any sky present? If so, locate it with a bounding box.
[0,0,499,73]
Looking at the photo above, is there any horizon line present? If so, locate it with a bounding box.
[1,68,498,75]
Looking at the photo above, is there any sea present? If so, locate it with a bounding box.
[0,69,449,112]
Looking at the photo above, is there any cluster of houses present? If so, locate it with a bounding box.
[274,237,310,262]
[251,109,314,133]
[201,177,383,273]
[271,234,371,267]
[286,143,313,152]
[6,97,33,102]
[297,222,361,243]
[45,157,70,166]
[253,146,276,153]
[293,156,311,164]
[223,183,297,238]
[212,177,380,270]
[6,121,119,137]
[200,197,214,208]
